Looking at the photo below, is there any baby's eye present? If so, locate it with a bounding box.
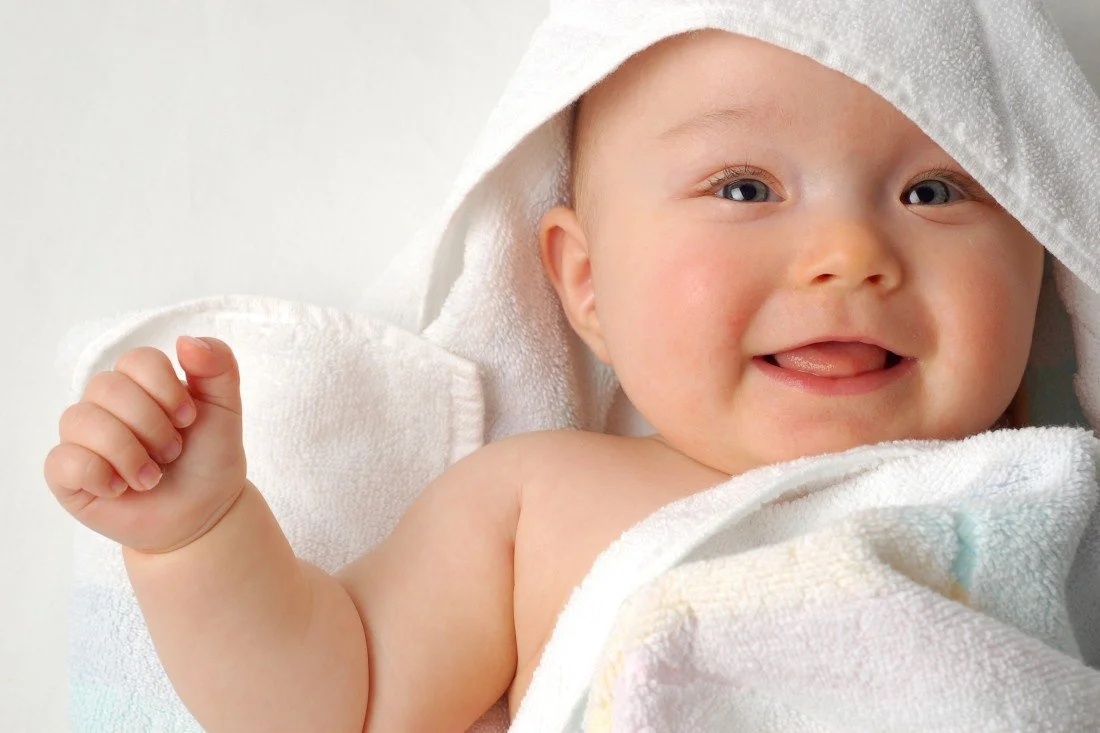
[716,179,773,203]
[903,179,965,206]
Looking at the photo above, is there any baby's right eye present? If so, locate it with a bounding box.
[704,164,782,204]
[716,179,773,203]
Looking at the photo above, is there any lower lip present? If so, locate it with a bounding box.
[753,356,916,396]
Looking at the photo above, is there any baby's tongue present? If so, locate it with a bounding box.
[772,342,888,378]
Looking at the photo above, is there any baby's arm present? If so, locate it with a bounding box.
[130,447,520,731]
[125,480,370,731]
[45,337,521,732]
[336,436,521,729]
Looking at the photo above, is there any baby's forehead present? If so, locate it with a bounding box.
[575,35,799,148]
[573,31,929,163]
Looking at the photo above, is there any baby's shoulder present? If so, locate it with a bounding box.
[485,429,724,503]
[485,428,658,478]
[433,429,626,502]
[454,429,726,528]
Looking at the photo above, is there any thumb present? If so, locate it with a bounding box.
[175,336,243,415]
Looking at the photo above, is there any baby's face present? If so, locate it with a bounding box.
[540,30,1045,474]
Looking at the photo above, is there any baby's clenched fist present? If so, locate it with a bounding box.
[44,336,248,554]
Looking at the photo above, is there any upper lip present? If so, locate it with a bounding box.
[761,336,908,358]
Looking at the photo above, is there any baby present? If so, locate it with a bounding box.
[45,30,1046,731]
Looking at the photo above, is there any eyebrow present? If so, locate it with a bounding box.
[656,104,791,142]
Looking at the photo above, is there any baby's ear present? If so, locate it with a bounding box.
[538,206,611,364]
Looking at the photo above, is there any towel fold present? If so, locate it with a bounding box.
[504,428,1100,731]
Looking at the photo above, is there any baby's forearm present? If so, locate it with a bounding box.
[123,481,368,733]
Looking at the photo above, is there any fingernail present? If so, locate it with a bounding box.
[109,475,127,494]
[175,402,195,424]
[161,435,182,463]
[138,462,162,491]
[184,336,213,351]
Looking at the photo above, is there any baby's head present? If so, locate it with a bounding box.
[538,30,1046,474]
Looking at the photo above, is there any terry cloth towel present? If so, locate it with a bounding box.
[550,427,1100,732]
[61,0,1100,731]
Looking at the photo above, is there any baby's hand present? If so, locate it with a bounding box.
[44,336,248,554]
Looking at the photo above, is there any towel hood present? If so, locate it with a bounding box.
[363,0,1100,439]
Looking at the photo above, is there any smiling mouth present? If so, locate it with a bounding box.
[762,342,906,378]
[755,342,913,396]
[763,351,904,369]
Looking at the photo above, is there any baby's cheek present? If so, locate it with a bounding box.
[937,282,1032,427]
[601,270,709,381]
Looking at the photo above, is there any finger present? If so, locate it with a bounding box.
[44,442,128,510]
[59,402,164,492]
[175,336,243,415]
[112,347,197,428]
[82,370,184,466]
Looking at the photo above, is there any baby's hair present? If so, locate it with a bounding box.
[568,95,597,224]
[568,99,585,212]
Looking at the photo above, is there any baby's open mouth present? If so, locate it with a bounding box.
[763,342,904,378]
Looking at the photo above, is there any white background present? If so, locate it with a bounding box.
[1,1,1097,730]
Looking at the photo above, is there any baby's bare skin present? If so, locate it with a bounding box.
[43,335,726,731]
[337,419,728,728]
[506,430,727,713]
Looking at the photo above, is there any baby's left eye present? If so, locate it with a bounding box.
[903,179,965,206]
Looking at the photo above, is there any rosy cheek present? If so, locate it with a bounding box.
[931,257,1037,418]
[653,246,757,354]
[973,242,1042,349]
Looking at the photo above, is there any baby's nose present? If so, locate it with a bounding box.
[790,217,903,293]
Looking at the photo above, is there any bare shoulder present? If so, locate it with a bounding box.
[332,434,529,730]
[331,430,632,729]
[502,428,724,499]
[334,429,724,728]
[495,426,669,466]
[507,430,727,712]
[501,428,727,545]
[460,428,678,492]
